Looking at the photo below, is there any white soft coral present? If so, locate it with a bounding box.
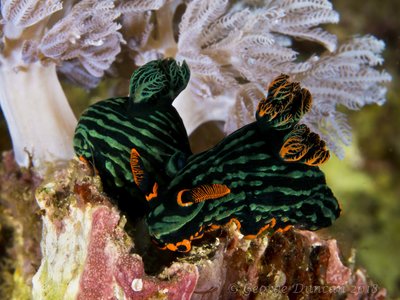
[0,0,392,169]
[0,0,162,168]
[229,35,392,158]
[128,0,390,157]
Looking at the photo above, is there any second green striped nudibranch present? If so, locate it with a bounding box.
[139,74,341,252]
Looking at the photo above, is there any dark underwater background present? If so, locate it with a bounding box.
[0,0,399,297]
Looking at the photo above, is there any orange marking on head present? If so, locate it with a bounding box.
[130,148,144,186]
[191,226,204,240]
[191,231,204,241]
[158,245,167,250]
[145,182,158,201]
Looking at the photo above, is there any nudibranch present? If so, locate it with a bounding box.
[139,74,341,252]
[73,58,192,215]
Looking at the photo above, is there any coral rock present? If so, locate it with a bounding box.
[32,160,198,299]
[26,158,386,299]
[0,151,42,299]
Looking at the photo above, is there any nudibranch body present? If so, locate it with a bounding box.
[143,75,340,252]
[73,58,340,253]
[74,59,192,215]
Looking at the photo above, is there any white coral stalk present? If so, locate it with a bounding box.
[0,0,125,168]
[0,61,76,167]
[0,0,76,168]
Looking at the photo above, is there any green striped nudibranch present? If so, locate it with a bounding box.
[73,58,192,216]
[140,74,340,252]
[73,58,340,252]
